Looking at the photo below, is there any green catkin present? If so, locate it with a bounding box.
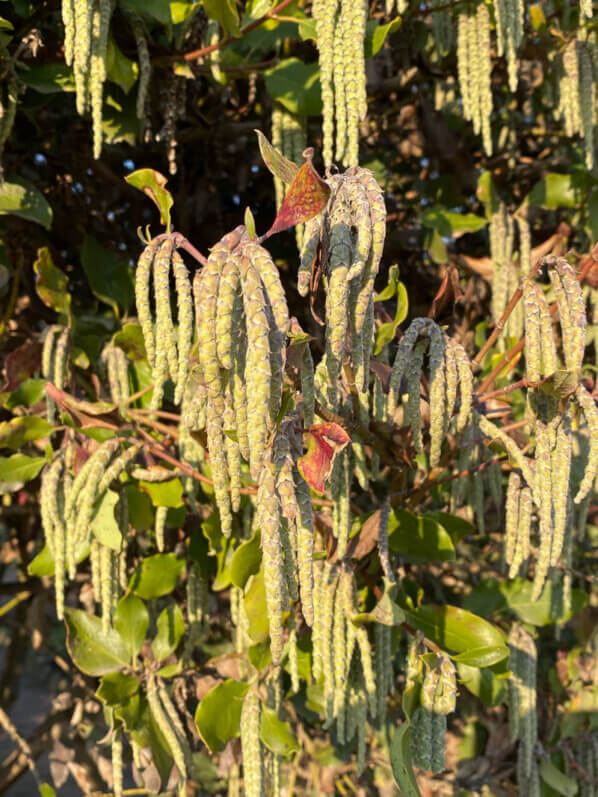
[428,325,447,467]
[240,687,263,797]
[206,401,233,538]
[288,622,300,694]
[301,344,315,428]
[239,253,273,479]
[312,0,338,166]
[155,505,167,552]
[153,238,178,403]
[246,243,290,339]
[457,4,493,154]
[494,0,524,92]
[332,7,347,163]
[317,564,338,694]
[294,469,315,626]
[371,375,385,480]
[100,543,113,631]
[135,242,159,369]
[538,285,558,376]
[532,418,556,600]
[130,14,151,122]
[271,107,285,210]
[377,497,393,582]
[551,257,587,373]
[334,451,351,559]
[477,413,535,488]
[231,326,250,461]
[411,707,433,771]
[62,0,76,66]
[73,0,91,115]
[560,38,582,138]
[298,214,321,297]
[112,726,123,797]
[454,340,473,432]
[90,538,101,603]
[375,623,392,718]
[579,42,594,168]
[53,327,70,393]
[215,255,241,371]
[195,245,226,418]
[550,413,572,566]
[158,683,193,775]
[146,674,188,783]
[90,0,111,159]
[332,583,347,738]
[171,249,193,404]
[430,713,447,774]
[258,457,286,664]
[444,339,458,426]
[406,340,427,456]
[325,204,352,407]
[387,318,428,417]
[523,279,542,383]
[508,626,537,786]
[574,383,598,502]
[224,395,242,514]
[97,443,141,494]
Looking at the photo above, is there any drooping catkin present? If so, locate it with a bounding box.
[258,456,286,664]
[456,3,493,154]
[171,249,193,404]
[476,413,535,488]
[90,0,111,159]
[508,626,538,786]
[146,674,188,784]
[548,256,586,373]
[240,687,263,797]
[129,14,151,123]
[574,383,598,503]
[73,0,91,115]
[135,241,159,369]
[493,0,524,92]
[294,468,315,626]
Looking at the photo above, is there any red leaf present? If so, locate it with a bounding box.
[255,129,299,186]
[297,422,351,494]
[4,342,42,390]
[264,149,330,239]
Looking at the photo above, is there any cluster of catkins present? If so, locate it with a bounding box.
[312,0,368,167]
[508,625,539,795]
[387,317,473,468]
[500,257,598,599]
[40,438,139,625]
[300,166,385,412]
[456,3,494,155]
[61,0,150,158]
[406,637,457,775]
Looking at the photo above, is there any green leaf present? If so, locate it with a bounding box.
[171,1,199,25]
[457,662,506,707]
[152,604,185,662]
[112,323,147,360]
[375,280,408,354]
[97,672,140,706]
[81,235,134,315]
[28,539,90,577]
[388,510,455,561]
[255,129,299,185]
[64,609,130,676]
[106,36,139,94]
[264,59,322,117]
[0,454,45,490]
[125,168,174,231]
[248,639,272,671]
[425,511,474,542]
[499,579,587,626]
[0,416,52,449]
[0,178,52,229]
[259,704,299,758]
[38,786,56,797]
[389,722,421,796]
[452,645,510,668]
[422,206,487,238]
[114,594,149,660]
[121,0,171,23]
[124,484,154,530]
[33,247,70,314]
[365,17,402,58]
[244,570,270,643]
[404,604,508,665]
[203,0,241,36]
[18,64,75,93]
[539,758,579,797]
[194,679,249,752]
[522,172,586,209]
[5,378,46,410]
[230,529,262,589]
[139,477,184,508]
[353,579,405,626]
[128,553,185,599]
[90,489,123,550]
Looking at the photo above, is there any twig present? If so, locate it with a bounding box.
[158,0,296,64]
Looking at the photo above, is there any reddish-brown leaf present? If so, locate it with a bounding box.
[264,149,330,239]
[297,422,351,494]
[4,342,42,390]
[255,130,299,186]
